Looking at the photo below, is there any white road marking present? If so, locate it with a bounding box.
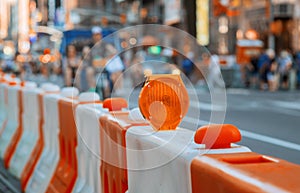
[240,129,300,152]
[189,101,226,111]
[271,100,300,111]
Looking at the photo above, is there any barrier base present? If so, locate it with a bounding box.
[0,159,21,193]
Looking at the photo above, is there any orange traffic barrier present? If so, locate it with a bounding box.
[45,97,78,193]
[0,74,300,193]
[99,101,148,193]
[20,85,60,191]
[190,152,300,193]
[190,124,300,193]
[25,86,72,193]
[8,83,42,185]
[73,92,103,193]
[125,124,250,193]
[0,83,23,169]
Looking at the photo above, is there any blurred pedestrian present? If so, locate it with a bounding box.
[277,50,292,90]
[49,51,64,87]
[294,51,300,89]
[80,45,91,91]
[194,52,223,89]
[246,53,260,88]
[63,44,81,87]
[87,26,119,99]
[106,55,125,95]
[181,51,194,79]
[267,59,279,92]
[258,49,275,90]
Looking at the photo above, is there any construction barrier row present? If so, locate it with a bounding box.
[0,72,300,193]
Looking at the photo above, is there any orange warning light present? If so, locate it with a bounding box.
[139,74,189,130]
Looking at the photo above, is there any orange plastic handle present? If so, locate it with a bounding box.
[103,98,128,111]
[194,124,241,149]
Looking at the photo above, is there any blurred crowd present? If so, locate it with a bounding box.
[1,25,227,98]
[244,49,300,91]
[2,26,300,98]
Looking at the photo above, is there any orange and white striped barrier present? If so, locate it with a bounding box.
[0,80,24,168]
[99,98,148,193]
[8,82,39,179]
[45,87,80,193]
[0,73,299,193]
[25,87,76,193]
[8,83,60,191]
[190,125,300,193]
[72,92,104,193]
[126,124,250,193]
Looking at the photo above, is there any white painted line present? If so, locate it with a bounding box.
[182,116,300,152]
[240,129,300,152]
[182,116,210,126]
[189,101,226,111]
[271,100,300,111]
[226,88,250,95]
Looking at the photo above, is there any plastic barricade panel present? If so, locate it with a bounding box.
[73,103,107,193]
[99,112,147,193]
[190,152,300,193]
[21,84,59,191]
[0,85,23,168]
[126,125,251,193]
[45,98,78,193]
[9,88,43,179]
[20,93,45,191]
[25,94,61,193]
[126,126,198,193]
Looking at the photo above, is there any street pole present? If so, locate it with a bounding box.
[268,0,275,50]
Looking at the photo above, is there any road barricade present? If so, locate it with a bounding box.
[72,92,105,193]
[0,81,25,168]
[8,83,60,191]
[99,98,148,193]
[25,86,76,193]
[0,73,299,193]
[125,124,250,193]
[45,87,80,193]
[190,125,300,193]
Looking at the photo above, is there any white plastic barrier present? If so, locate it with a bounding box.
[0,83,21,159]
[73,92,108,193]
[126,126,251,193]
[25,87,78,193]
[8,82,40,178]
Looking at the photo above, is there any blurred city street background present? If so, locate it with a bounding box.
[0,0,300,170]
